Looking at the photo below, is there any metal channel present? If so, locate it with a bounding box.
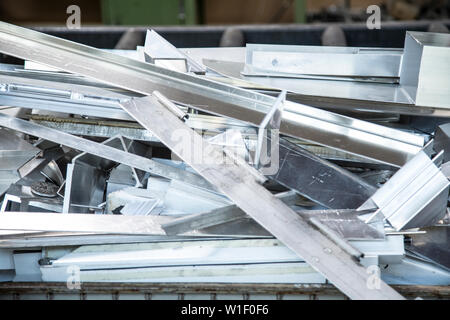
[0,22,423,167]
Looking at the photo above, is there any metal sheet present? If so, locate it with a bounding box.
[407,226,450,270]
[269,137,377,209]
[41,262,324,284]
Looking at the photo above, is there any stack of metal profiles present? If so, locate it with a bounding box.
[0,22,449,300]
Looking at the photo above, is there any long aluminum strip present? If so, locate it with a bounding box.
[245,44,402,79]
[0,22,423,167]
[0,213,267,239]
[0,114,213,190]
[0,212,173,234]
[119,95,404,300]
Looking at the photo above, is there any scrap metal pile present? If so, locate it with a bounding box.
[0,22,449,300]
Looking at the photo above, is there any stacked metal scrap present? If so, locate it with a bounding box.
[0,22,449,300]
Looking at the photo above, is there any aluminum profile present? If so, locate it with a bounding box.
[359,151,450,231]
[400,31,450,109]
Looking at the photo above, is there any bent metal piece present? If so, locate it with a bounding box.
[119,95,404,300]
[0,22,423,167]
[0,114,212,191]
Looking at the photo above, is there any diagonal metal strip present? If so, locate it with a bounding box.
[120,95,404,300]
[0,22,423,167]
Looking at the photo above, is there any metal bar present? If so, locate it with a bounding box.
[119,95,404,300]
[164,205,383,240]
[0,22,424,167]
[162,191,298,236]
[309,217,363,259]
[0,114,213,190]
[0,234,240,248]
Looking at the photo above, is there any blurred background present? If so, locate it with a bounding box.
[0,0,448,48]
[0,0,448,25]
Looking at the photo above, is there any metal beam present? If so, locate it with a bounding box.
[119,95,404,300]
[0,22,423,167]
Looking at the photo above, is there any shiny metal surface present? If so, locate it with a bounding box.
[0,22,424,167]
[245,44,402,79]
[269,137,377,209]
[400,31,450,109]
